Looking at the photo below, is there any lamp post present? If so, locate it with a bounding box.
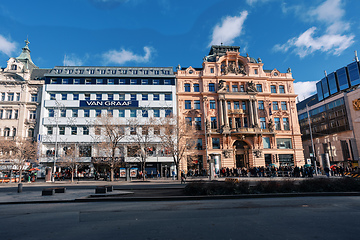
[306,104,318,175]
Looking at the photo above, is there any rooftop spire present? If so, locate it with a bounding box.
[16,38,38,70]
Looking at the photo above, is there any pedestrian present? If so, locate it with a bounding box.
[181,171,186,184]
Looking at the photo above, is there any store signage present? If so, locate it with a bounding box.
[79,100,138,108]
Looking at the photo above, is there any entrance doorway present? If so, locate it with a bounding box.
[236,154,245,168]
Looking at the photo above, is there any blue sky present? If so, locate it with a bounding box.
[0,0,359,100]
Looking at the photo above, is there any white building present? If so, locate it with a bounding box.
[38,66,176,176]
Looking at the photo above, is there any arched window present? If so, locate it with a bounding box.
[28,128,34,138]
[4,128,10,137]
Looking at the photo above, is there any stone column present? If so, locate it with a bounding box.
[219,99,224,127]
[249,100,254,127]
[253,100,259,127]
[224,100,229,127]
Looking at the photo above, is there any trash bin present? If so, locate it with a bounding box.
[18,183,23,193]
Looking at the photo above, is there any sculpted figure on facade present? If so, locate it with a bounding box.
[247,81,257,93]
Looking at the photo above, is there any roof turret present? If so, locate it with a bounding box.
[16,39,38,70]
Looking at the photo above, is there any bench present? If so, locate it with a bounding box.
[42,187,66,196]
[95,185,113,194]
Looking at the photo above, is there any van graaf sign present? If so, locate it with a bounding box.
[79,100,139,108]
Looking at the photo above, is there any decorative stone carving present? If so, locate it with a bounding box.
[253,149,262,158]
[218,80,226,92]
[223,150,232,158]
[268,119,274,132]
[247,81,257,93]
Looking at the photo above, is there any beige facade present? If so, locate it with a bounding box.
[0,40,45,142]
[176,46,304,172]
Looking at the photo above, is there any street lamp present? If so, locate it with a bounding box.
[306,104,318,175]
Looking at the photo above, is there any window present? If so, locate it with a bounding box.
[50,79,57,84]
[256,84,262,92]
[7,93,14,101]
[142,127,148,135]
[142,94,148,101]
[95,109,101,117]
[28,128,34,138]
[96,79,103,84]
[153,126,160,135]
[84,109,89,117]
[194,100,201,109]
[283,118,290,130]
[153,94,159,101]
[185,117,192,126]
[73,94,79,100]
[119,79,126,85]
[274,118,281,130]
[84,94,90,100]
[5,110,12,119]
[142,110,148,117]
[85,79,91,85]
[60,109,66,117]
[184,83,190,92]
[254,69,258,74]
[62,79,69,84]
[279,85,285,93]
[48,109,54,117]
[95,127,101,135]
[130,79,137,85]
[208,83,215,92]
[16,93,20,101]
[260,117,266,129]
[235,118,241,128]
[232,85,238,92]
[258,101,264,110]
[233,101,240,110]
[83,126,89,135]
[227,101,231,110]
[281,101,287,110]
[47,127,53,135]
[273,102,279,110]
[153,109,160,117]
[276,138,292,149]
[193,84,199,92]
[108,109,113,117]
[271,85,277,93]
[263,137,270,149]
[59,127,65,135]
[108,79,114,85]
[72,109,78,117]
[119,94,125,101]
[240,85,245,92]
[14,110,18,119]
[11,64,17,70]
[153,79,159,85]
[50,93,56,100]
[196,139,203,150]
[165,94,172,101]
[210,68,214,73]
[164,79,171,85]
[206,99,215,110]
[130,127,136,135]
[194,117,201,130]
[141,79,148,85]
[130,109,137,117]
[212,138,220,149]
[73,79,80,84]
[107,94,113,101]
[185,100,191,109]
[1,93,5,101]
[79,146,91,157]
[29,110,36,119]
[61,93,67,100]
[130,94,136,101]
[165,109,172,117]
[242,101,246,110]
[71,127,77,135]
[211,117,217,129]
[4,128,10,137]
[96,94,102,100]
[0,109,2,119]
[119,109,125,117]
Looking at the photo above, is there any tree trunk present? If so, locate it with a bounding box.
[110,167,114,182]
[176,162,180,180]
[19,168,23,183]
[71,170,74,183]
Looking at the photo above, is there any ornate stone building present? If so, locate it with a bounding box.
[176,45,304,173]
[0,40,47,142]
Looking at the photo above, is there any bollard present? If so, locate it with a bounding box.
[18,183,23,193]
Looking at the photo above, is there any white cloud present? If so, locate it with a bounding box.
[274,0,354,57]
[208,11,248,47]
[0,35,17,56]
[63,54,84,66]
[102,46,152,65]
[294,81,318,102]
[246,0,269,6]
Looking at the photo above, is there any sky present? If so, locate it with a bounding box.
[0,0,359,101]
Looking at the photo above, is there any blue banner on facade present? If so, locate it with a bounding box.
[79,100,138,108]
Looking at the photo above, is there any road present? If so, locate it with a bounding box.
[0,196,359,240]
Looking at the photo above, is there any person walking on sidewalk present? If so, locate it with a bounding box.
[181,171,186,184]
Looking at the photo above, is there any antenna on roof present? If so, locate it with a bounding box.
[354,50,359,62]
[63,54,66,66]
[324,70,327,77]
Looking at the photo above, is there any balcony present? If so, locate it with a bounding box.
[228,109,244,115]
[230,127,272,135]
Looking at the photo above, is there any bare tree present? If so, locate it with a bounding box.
[158,115,196,179]
[127,116,157,181]
[0,139,37,183]
[93,113,126,181]
[57,143,80,182]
